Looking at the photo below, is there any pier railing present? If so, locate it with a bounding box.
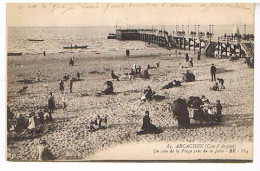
[115,28,254,59]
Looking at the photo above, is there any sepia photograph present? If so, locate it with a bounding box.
[6,2,255,162]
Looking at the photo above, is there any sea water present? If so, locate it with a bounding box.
[7,25,254,55]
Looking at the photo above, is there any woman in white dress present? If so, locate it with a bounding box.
[27,112,36,130]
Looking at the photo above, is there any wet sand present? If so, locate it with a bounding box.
[7,47,253,161]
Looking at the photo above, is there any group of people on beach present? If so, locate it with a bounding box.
[7,105,53,134]
[8,49,229,161]
[110,64,151,82]
[210,63,225,91]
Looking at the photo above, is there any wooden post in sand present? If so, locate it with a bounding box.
[199,39,202,53]
[220,43,223,58]
[188,38,191,50]
[239,44,242,58]
[217,37,220,58]
[183,37,186,50]
[194,38,196,51]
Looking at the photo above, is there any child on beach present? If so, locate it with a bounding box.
[37,139,54,161]
[217,78,225,89]
[214,100,222,122]
[211,82,220,91]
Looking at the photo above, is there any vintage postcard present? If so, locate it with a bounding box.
[6,3,254,161]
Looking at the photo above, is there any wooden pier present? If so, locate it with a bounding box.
[115,27,254,59]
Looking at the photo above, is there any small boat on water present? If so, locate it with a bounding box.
[107,33,117,39]
[28,39,44,41]
[7,52,22,56]
[63,45,88,49]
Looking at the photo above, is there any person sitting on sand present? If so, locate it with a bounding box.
[141,86,154,102]
[143,68,150,79]
[37,109,44,124]
[15,114,26,132]
[174,79,182,86]
[44,111,51,122]
[37,139,54,161]
[89,115,107,132]
[141,111,158,133]
[129,69,136,79]
[211,82,220,91]
[162,81,174,89]
[217,78,225,89]
[7,106,14,121]
[130,69,135,76]
[102,81,114,95]
[63,73,70,81]
[201,95,210,105]
[161,79,182,89]
[27,112,36,130]
[111,70,119,81]
[183,70,195,82]
[136,66,142,75]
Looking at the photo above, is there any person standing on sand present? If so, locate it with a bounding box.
[62,96,67,111]
[214,100,222,122]
[188,59,193,68]
[185,53,189,62]
[126,49,130,57]
[48,92,55,118]
[69,78,73,93]
[59,80,64,93]
[77,71,80,80]
[210,63,217,81]
[197,51,201,60]
[36,69,41,81]
[69,57,75,66]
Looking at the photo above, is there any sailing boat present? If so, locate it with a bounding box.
[233,23,240,36]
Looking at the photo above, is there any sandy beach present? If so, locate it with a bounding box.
[7,47,254,161]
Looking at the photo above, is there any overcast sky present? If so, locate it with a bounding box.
[7,3,254,27]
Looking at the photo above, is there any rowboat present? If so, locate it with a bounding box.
[63,45,88,49]
[107,33,117,39]
[7,52,22,56]
[28,39,44,41]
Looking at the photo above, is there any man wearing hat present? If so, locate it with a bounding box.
[210,63,217,82]
[48,92,55,118]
